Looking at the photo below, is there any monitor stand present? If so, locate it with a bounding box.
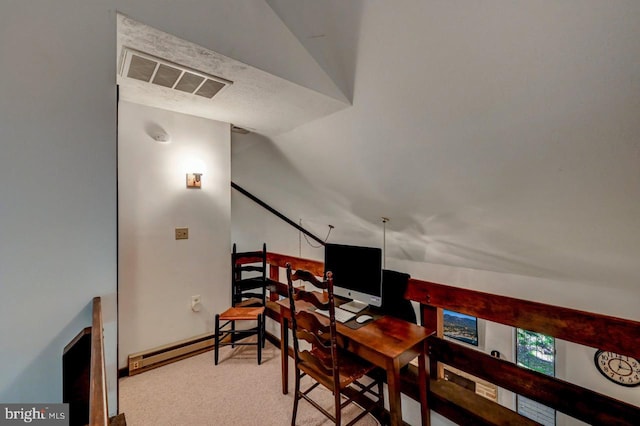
[339,299,368,314]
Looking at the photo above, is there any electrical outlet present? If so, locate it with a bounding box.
[175,227,189,240]
[191,295,201,312]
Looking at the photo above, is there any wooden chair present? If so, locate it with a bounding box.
[232,242,268,308]
[214,306,264,365]
[214,243,268,365]
[380,269,417,324]
[286,264,384,426]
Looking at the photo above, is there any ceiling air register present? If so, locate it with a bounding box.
[119,47,232,99]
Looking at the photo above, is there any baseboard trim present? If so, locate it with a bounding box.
[121,331,279,377]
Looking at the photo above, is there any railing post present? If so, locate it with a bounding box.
[421,304,439,426]
[269,265,280,301]
[89,297,108,426]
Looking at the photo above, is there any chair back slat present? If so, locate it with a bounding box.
[299,350,334,376]
[296,330,332,352]
[233,252,263,263]
[295,311,331,342]
[293,289,329,310]
[237,265,264,273]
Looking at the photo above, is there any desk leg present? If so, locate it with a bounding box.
[386,358,402,426]
[418,342,429,426]
[280,317,289,394]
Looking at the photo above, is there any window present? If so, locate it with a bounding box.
[516,329,555,425]
[516,329,555,375]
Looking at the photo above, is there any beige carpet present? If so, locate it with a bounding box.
[119,339,381,426]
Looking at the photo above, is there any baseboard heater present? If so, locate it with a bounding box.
[128,332,216,375]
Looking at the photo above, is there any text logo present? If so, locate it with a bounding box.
[1,404,68,425]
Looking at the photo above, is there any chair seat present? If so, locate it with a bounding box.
[215,306,265,365]
[219,306,265,321]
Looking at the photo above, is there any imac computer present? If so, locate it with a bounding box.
[324,243,382,313]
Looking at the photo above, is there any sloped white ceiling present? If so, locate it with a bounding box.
[116,7,349,136]
[232,1,640,293]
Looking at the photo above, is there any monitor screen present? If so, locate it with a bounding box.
[324,243,382,307]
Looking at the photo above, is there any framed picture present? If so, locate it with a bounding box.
[443,310,478,346]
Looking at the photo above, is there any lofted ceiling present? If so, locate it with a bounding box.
[118,1,640,304]
[231,1,640,300]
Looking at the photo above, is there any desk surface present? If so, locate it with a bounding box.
[277,296,430,426]
[276,298,428,356]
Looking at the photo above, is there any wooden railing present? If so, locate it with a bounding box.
[408,279,639,425]
[89,297,109,426]
[63,297,109,426]
[264,252,640,425]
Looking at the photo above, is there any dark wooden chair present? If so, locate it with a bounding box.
[286,264,384,426]
[214,243,268,365]
[380,269,417,324]
[232,242,268,308]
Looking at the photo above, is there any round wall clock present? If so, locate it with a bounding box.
[594,350,640,387]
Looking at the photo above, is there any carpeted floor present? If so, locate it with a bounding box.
[119,339,381,425]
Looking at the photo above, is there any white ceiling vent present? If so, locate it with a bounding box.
[119,47,232,99]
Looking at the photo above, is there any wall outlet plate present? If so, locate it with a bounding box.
[191,295,201,312]
[175,227,188,240]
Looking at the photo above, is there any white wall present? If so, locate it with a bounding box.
[118,101,230,367]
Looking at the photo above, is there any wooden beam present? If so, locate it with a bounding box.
[266,252,324,276]
[429,380,540,426]
[407,278,640,359]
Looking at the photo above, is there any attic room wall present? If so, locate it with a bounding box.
[118,101,230,368]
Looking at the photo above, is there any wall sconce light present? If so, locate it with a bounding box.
[186,173,202,188]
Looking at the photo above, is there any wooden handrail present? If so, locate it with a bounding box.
[89,297,108,426]
[231,182,326,245]
[263,251,640,425]
[405,278,639,359]
[266,252,324,277]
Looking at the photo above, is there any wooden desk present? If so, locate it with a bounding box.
[277,298,430,426]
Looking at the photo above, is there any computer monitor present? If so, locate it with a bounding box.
[324,243,383,310]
